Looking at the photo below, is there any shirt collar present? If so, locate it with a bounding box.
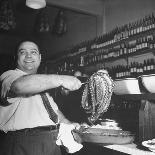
[15,68,28,75]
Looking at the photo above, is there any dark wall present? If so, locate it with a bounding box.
[105,0,155,32]
[0,2,97,58]
[0,1,98,72]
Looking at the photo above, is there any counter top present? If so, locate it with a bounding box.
[103,143,155,155]
[112,93,155,101]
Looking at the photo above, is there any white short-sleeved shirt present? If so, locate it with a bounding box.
[0,68,58,132]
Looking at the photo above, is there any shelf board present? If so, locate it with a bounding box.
[112,93,155,100]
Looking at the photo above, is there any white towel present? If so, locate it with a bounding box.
[56,123,83,153]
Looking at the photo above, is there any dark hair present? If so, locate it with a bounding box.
[13,38,42,67]
[15,38,41,54]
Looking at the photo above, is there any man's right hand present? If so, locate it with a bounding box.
[61,76,82,91]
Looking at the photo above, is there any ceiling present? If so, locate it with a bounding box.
[9,0,105,36]
[13,0,105,16]
[46,0,105,16]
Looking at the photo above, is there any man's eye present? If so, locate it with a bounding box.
[19,51,25,55]
[31,51,38,54]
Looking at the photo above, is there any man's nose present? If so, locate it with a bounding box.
[25,52,32,58]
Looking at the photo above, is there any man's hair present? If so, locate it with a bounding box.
[15,38,41,54]
[12,38,43,69]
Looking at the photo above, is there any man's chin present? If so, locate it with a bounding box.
[24,67,37,74]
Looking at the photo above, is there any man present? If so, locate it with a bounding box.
[0,40,82,155]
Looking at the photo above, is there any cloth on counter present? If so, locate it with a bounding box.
[56,123,83,154]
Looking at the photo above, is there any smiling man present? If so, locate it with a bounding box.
[17,41,41,74]
[0,39,82,155]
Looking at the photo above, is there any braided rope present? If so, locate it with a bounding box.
[81,70,115,124]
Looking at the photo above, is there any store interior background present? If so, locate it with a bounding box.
[0,0,155,62]
[0,0,155,144]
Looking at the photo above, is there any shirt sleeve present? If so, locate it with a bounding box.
[0,70,25,98]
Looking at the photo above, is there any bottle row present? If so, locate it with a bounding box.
[52,13,155,76]
[109,100,141,111]
[107,58,155,79]
[72,13,155,55]
[56,33,155,71]
[89,12,155,50]
[52,12,155,64]
[86,34,155,65]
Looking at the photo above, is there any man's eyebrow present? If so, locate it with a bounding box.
[18,48,25,51]
[18,48,40,52]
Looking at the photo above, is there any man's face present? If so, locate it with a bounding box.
[17,41,41,74]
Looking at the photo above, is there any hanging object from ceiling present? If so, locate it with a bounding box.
[35,8,51,34]
[0,0,16,31]
[26,0,46,9]
[52,9,67,36]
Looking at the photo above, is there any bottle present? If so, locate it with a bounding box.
[123,43,127,55]
[142,17,146,32]
[127,23,131,37]
[137,19,141,34]
[139,63,144,76]
[133,62,137,77]
[119,43,124,56]
[128,43,131,54]
[142,36,148,50]
[133,21,138,35]
[150,58,155,74]
[115,65,119,78]
[139,19,143,33]
[139,37,143,50]
[129,62,134,77]
[130,22,134,36]
[136,38,140,51]
[123,24,129,39]
[146,59,151,74]
[148,14,152,30]
[146,14,151,31]
[148,35,154,49]
[143,60,147,75]
[153,34,155,48]
[151,13,155,29]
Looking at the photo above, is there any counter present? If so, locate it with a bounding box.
[104,143,155,155]
[66,142,155,155]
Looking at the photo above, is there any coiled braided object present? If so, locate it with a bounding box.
[81,70,114,124]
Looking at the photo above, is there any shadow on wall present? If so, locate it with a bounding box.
[0,54,14,75]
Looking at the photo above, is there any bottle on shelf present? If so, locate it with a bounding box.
[149,58,155,74]
[146,59,151,74]
[143,59,147,75]
[129,62,137,78]
[151,12,155,29]
[136,62,143,77]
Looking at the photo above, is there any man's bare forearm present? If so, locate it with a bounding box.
[11,74,64,95]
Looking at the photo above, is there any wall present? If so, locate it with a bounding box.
[0,4,98,62]
[103,0,155,69]
[39,6,97,60]
[1,0,155,66]
[105,0,155,32]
